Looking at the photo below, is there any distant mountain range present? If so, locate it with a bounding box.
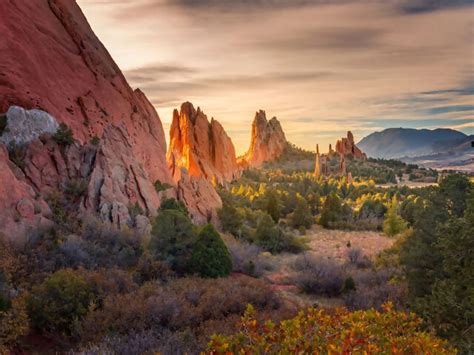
[357,128,473,171]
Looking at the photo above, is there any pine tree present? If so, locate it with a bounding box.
[265,190,281,223]
[190,224,232,278]
[383,196,407,237]
[290,195,313,229]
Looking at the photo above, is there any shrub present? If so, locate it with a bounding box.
[64,178,88,200]
[77,276,281,347]
[149,209,197,273]
[347,248,372,268]
[343,269,407,311]
[290,195,313,229]
[28,269,96,334]
[154,180,172,193]
[0,295,29,352]
[292,255,345,297]
[223,236,265,277]
[217,203,243,236]
[341,276,356,293]
[53,123,74,146]
[190,224,232,278]
[90,135,100,145]
[319,193,342,228]
[159,198,189,216]
[208,303,454,353]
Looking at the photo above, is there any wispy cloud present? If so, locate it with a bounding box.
[77,0,474,152]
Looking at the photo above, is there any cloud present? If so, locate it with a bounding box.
[254,27,385,52]
[398,0,474,14]
[426,105,474,115]
[77,0,474,152]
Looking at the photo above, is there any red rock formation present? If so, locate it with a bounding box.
[239,110,287,167]
[335,131,367,159]
[0,0,173,234]
[0,0,171,185]
[167,102,240,184]
[314,144,322,177]
[176,170,222,225]
[0,145,52,237]
[85,125,162,228]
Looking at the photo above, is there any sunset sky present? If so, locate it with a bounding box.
[77,0,474,154]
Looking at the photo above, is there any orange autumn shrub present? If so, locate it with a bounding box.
[208,303,455,354]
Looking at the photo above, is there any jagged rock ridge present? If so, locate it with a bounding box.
[239,110,287,167]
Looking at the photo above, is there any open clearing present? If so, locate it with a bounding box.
[262,227,396,308]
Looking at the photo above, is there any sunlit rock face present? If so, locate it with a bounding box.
[335,131,367,159]
[167,102,240,184]
[0,0,172,235]
[239,110,287,168]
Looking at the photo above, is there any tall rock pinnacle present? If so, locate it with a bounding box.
[239,110,287,167]
[167,102,240,184]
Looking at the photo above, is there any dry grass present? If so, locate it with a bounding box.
[306,226,395,263]
[257,226,396,308]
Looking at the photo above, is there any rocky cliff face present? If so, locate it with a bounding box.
[167,102,240,184]
[335,131,367,159]
[0,0,172,235]
[239,110,287,167]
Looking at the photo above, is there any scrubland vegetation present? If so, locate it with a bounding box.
[1,152,472,353]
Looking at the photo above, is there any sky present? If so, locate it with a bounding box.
[77,0,474,154]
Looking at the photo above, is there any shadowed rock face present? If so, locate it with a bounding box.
[0,0,171,185]
[0,0,172,235]
[239,110,287,168]
[335,131,367,159]
[167,102,240,184]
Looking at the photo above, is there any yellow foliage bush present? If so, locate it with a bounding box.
[208,303,455,354]
[0,295,29,352]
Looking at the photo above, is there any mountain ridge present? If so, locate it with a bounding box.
[357,127,467,159]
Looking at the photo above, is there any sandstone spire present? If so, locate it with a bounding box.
[339,153,347,175]
[239,110,287,167]
[167,102,240,184]
[335,131,367,159]
[314,144,321,177]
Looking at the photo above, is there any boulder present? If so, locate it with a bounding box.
[0,106,59,146]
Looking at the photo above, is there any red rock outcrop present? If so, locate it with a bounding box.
[0,0,171,185]
[239,110,287,167]
[0,145,52,237]
[167,102,240,184]
[335,131,367,159]
[176,169,222,225]
[85,125,162,227]
[0,0,173,235]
